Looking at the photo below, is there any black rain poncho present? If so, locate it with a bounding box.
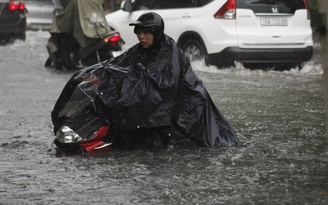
[51,34,239,148]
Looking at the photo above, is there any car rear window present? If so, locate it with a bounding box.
[237,0,306,14]
[133,0,213,10]
[196,0,214,7]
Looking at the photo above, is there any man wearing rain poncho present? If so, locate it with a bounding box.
[51,12,239,151]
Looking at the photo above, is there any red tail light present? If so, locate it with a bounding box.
[303,0,310,20]
[214,0,236,19]
[104,34,121,47]
[9,0,25,11]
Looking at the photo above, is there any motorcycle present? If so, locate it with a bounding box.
[52,67,113,155]
[45,0,124,71]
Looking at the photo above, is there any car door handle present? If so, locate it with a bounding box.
[182,13,192,18]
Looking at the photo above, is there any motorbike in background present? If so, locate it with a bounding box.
[45,30,123,71]
[45,0,124,71]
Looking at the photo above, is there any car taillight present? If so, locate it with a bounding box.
[104,34,121,47]
[214,0,236,19]
[9,0,25,11]
[303,0,310,20]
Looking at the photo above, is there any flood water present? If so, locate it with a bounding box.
[0,31,327,205]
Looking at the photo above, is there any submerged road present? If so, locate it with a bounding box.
[0,31,327,204]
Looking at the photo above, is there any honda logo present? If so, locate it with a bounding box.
[272,7,279,13]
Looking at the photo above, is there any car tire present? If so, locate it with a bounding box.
[243,63,302,71]
[9,32,26,43]
[180,38,208,64]
[17,32,26,41]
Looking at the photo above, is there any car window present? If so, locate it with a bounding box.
[196,0,214,7]
[133,0,198,10]
[237,0,306,14]
[25,0,54,5]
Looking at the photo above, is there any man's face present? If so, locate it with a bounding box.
[135,27,154,48]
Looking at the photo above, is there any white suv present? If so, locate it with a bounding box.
[106,0,313,68]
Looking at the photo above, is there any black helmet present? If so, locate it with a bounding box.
[129,12,165,32]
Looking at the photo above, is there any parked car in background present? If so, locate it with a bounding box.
[106,0,313,69]
[25,0,60,30]
[0,0,26,43]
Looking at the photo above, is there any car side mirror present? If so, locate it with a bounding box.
[122,0,133,12]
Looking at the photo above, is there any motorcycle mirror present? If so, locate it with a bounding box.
[122,0,133,12]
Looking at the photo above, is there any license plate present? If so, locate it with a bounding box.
[260,17,288,26]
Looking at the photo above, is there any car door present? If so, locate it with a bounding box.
[25,0,54,26]
[108,0,195,51]
[148,0,196,41]
[235,0,312,49]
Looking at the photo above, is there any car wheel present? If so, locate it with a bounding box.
[9,32,26,43]
[243,63,302,71]
[17,32,26,41]
[0,35,10,44]
[181,38,207,64]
